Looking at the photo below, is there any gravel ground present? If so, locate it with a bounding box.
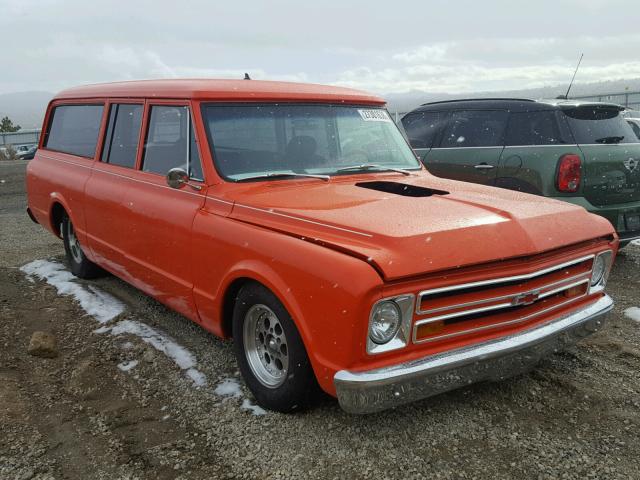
[1,159,640,480]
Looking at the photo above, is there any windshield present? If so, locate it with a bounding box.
[562,107,638,144]
[202,104,421,181]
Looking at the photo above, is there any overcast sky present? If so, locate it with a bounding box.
[1,0,639,96]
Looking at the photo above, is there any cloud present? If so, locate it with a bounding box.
[1,1,640,96]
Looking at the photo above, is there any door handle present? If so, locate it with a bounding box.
[474,163,495,170]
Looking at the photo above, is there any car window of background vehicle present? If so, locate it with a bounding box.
[401,111,446,149]
[440,110,507,148]
[562,107,638,144]
[505,110,571,146]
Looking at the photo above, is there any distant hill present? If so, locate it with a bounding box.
[0,91,53,129]
[384,78,640,114]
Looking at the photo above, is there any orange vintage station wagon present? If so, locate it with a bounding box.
[26,79,616,414]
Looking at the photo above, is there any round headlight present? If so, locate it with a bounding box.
[591,255,606,286]
[369,301,402,344]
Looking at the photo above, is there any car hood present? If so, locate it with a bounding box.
[220,173,614,280]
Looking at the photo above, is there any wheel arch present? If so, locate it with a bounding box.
[219,263,308,344]
[47,193,75,238]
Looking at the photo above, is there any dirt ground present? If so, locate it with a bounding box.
[1,159,640,480]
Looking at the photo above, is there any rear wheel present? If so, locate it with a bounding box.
[232,282,319,412]
[62,215,102,279]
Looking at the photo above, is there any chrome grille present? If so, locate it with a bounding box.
[413,254,595,344]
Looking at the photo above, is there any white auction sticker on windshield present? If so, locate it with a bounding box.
[358,109,391,122]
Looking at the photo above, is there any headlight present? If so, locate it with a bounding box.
[369,301,401,344]
[367,295,415,354]
[591,255,606,286]
[589,250,613,293]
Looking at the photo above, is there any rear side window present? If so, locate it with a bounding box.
[142,106,203,180]
[505,110,571,146]
[401,111,445,149]
[626,120,640,140]
[101,104,143,168]
[44,105,103,158]
[562,107,638,144]
[440,110,507,148]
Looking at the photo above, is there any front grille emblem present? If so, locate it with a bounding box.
[511,290,540,306]
[623,157,639,173]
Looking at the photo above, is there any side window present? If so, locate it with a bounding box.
[629,121,640,140]
[440,110,508,148]
[401,111,445,148]
[44,104,104,157]
[142,106,203,180]
[505,110,569,146]
[101,104,143,168]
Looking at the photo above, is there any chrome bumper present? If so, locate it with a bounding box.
[334,295,613,414]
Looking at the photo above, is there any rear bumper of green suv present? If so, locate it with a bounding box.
[550,196,640,242]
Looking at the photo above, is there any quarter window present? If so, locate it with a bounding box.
[440,110,508,148]
[44,104,104,158]
[142,106,203,180]
[401,111,445,149]
[505,111,570,146]
[101,104,143,168]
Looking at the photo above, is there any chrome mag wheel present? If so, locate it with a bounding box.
[67,221,83,264]
[243,304,289,388]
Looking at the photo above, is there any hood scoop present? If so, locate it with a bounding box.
[356,181,449,197]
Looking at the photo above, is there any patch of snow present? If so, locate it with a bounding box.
[120,341,134,350]
[117,360,139,372]
[214,378,267,416]
[101,320,207,387]
[20,260,124,323]
[624,307,640,323]
[214,378,243,397]
[241,398,267,416]
[632,239,640,247]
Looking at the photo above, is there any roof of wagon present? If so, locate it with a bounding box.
[53,79,385,104]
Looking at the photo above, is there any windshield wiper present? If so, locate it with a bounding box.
[237,172,330,182]
[336,164,412,176]
[594,136,624,144]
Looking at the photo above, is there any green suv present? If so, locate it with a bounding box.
[401,98,640,244]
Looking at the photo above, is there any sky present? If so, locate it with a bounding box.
[1,0,640,96]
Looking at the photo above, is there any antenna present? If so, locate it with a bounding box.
[560,53,583,99]
[244,73,251,80]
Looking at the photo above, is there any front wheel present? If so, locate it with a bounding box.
[62,215,102,279]
[232,282,319,413]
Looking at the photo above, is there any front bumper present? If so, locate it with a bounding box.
[334,295,613,414]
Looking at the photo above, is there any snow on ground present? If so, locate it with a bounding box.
[21,259,270,412]
[20,260,124,323]
[631,239,640,247]
[101,320,207,387]
[214,378,267,416]
[117,360,139,372]
[214,378,243,397]
[624,307,640,323]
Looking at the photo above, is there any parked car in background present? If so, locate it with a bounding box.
[402,99,640,245]
[27,80,616,414]
[627,118,640,140]
[16,144,38,160]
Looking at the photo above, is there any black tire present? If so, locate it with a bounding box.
[232,282,320,413]
[61,214,102,279]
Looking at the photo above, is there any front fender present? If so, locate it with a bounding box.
[191,211,383,395]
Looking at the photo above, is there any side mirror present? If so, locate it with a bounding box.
[166,168,189,189]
